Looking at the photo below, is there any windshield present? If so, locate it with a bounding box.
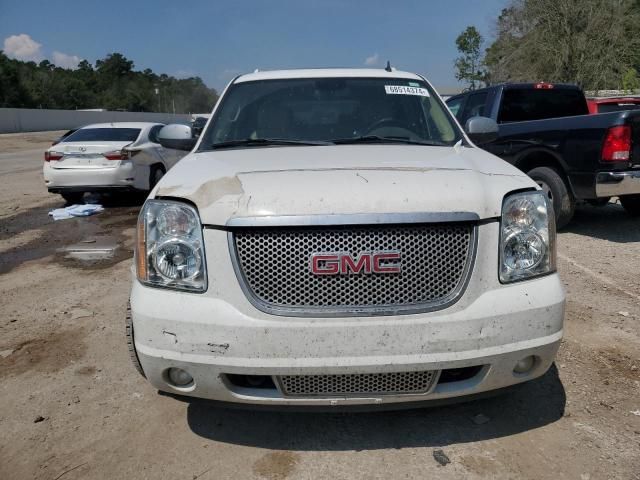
[62,128,141,143]
[199,77,461,150]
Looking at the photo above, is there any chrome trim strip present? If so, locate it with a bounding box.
[226,212,479,228]
[227,221,479,318]
[595,170,640,197]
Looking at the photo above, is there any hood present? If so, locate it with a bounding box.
[154,145,535,226]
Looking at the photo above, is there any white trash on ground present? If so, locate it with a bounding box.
[48,204,104,220]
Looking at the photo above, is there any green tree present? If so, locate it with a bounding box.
[484,0,640,90]
[0,50,218,112]
[622,68,640,92]
[454,26,486,90]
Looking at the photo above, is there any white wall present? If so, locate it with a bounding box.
[0,108,191,133]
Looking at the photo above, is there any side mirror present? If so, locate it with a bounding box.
[158,124,197,151]
[465,116,499,145]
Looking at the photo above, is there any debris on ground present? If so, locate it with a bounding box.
[472,413,491,425]
[60,238,118,261]
[70,309,94,320]
[48,204,104,220]
[433,449,451,466]
[631,410,640,416]
[33,416,46,423]
[617,311,630,317]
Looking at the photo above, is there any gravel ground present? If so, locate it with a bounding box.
[0,132,639,480]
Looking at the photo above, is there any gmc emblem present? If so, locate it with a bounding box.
[310,251,401,275]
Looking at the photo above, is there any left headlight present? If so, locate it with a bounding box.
[136,200,207,292]
[499,191,556,283]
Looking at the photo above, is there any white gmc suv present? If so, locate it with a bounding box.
[127,68,565,408]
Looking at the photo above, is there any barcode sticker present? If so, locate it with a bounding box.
[384,85,430,97]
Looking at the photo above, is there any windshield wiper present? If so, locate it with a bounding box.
[331,135,448,147]
[209,138,332,150]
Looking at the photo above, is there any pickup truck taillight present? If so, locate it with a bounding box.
[601,126,631,162]
[44,151,63,161]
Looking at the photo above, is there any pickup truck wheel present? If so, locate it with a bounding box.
[527,167,575,229]
[126,301,146,378]
[620,195,640,216]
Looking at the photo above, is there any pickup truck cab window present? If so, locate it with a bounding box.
[596,102,640,113]
[498,87,588,123]
[199,77,461,150]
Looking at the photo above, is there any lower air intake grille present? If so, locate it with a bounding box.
[277,371,439,397]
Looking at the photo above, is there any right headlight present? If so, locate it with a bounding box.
[136,200,207,292]
[499,191,556,283]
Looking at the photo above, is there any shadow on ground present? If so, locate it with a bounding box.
[180,365,565,451]
[564,202,640,243]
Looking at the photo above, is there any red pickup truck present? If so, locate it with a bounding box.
[587,97,640,114]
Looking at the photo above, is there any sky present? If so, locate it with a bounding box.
[0,0,508,92]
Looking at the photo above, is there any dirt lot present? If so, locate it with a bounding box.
[0,132,639,480]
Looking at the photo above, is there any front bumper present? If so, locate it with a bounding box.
[595,170,640,197]
[130,271,565,407]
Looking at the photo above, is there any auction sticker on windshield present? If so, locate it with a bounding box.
[384,85,430,97]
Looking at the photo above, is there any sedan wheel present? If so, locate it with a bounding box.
[60,192,84,204]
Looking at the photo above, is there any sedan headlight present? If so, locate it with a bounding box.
[500,191,556,283]
[136,200,207,292]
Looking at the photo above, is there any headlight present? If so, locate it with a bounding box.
[136,200,207,292]
[499,191,556,283]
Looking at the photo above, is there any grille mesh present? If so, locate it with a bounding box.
[278,371,438,397]
[233,223,474,313]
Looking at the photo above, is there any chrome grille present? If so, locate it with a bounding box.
[232,223,475,315]
[277,371,438,397]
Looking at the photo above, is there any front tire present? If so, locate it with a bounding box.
[60,192,84,204]
[527,166,575,229]
[620,194,640,216]
[126,301,146,378]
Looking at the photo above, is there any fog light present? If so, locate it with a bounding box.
[167,367,193,386]
[513,356,536,374]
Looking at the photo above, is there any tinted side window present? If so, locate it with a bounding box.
[446,97,464,120]
[148,125,163,143]
[459,92,488,124]
[498,89,588,123]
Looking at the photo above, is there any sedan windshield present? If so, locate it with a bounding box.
[62,128,141,142]
[199,77,461,150]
